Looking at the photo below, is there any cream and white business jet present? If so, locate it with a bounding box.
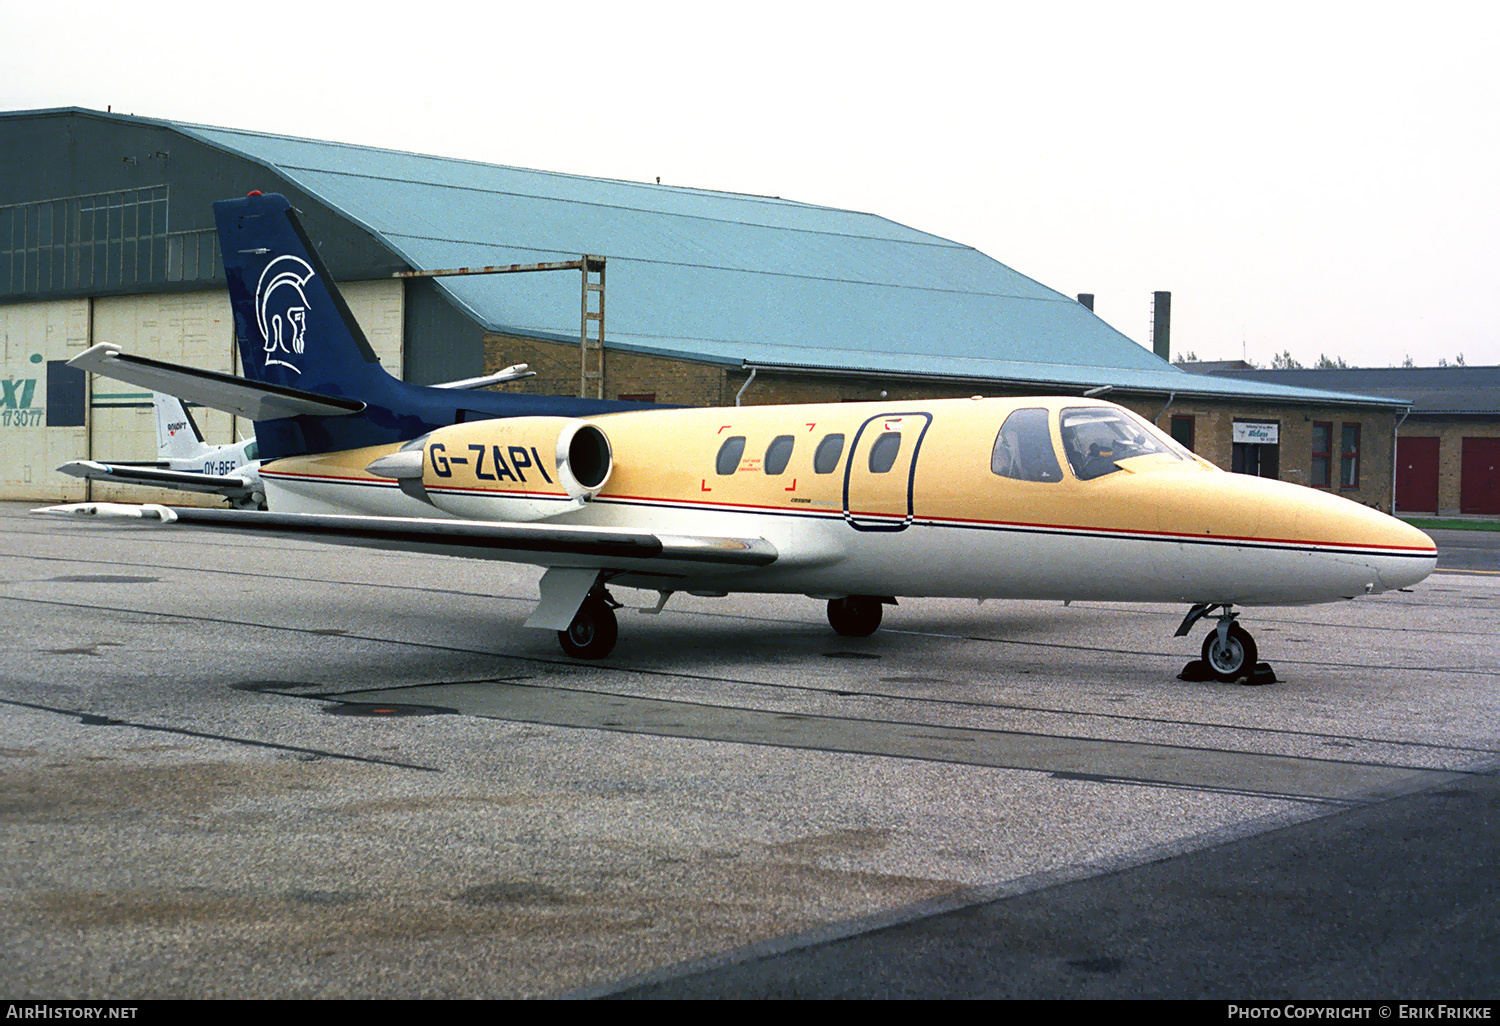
[38,193,1436,679]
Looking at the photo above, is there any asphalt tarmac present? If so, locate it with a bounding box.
[1,505,1496,999]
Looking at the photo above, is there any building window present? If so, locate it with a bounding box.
[1341,423,1361,489]
[1,186,219,297]
[1311,422,1332,487]
[1231,419,1280,480]
[618,392,655,402]
[1169,415,1195,452]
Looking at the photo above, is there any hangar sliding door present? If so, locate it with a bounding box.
[87,292,236,505]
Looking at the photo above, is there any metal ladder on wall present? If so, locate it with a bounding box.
[580,255,605,400]
[396,255,608,399]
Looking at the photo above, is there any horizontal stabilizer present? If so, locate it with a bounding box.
[31,504,779,572]
[68,344,364,421]
[57,461,258,500]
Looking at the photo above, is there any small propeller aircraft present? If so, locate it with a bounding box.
[58,392,266,509]
[37,193,1437,679]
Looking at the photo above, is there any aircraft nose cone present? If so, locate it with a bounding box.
[1264,479,1437,594]
[1159,473,1438,603]
[1370,516,1438,591]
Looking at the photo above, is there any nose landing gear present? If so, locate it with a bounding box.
[1176,603,1276,684]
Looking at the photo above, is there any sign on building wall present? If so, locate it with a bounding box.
[0,299,91,500]
[1233,421,1280,445]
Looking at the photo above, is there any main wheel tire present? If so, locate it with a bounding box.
[827,596,883,637]
[557,595,618,659]
[1201,623,1258,681]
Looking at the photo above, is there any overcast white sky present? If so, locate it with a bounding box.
[4,1,1496,368]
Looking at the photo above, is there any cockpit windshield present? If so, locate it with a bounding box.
[1059,407,1182,481]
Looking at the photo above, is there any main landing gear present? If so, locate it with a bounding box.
[558,590,890,659]
[1175,603,1275,684]
[827,595,887,637]
[558,589,619,660]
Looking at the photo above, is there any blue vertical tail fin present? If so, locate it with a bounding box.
[217,193,388,391]
[215,192,661,460]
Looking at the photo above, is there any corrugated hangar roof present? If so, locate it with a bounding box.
[8,108,1405,408]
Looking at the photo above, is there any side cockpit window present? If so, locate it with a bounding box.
[991,408,1062,483]
[1059,407,1180,481]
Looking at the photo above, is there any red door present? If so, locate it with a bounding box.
[1461,438,1500,515]
[1396,437,1439,513]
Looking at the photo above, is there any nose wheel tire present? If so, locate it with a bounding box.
[558,594,618,659]
[1201,623,1258,681]
[828,596,883,637]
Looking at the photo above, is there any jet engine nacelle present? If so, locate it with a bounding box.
[366,416,612,522]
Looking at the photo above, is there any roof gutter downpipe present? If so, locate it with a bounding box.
[1155,391,1176,427]
[1391,405,1411,515]
[735,366,758,407]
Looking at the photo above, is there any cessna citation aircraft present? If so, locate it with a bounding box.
[38,193,1437,679]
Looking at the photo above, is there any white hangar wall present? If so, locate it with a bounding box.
[0,280,403,503]
[0,299,90,501]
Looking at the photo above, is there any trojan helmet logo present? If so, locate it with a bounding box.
[254,256,316,375]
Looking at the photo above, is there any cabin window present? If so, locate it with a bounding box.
[1060,407,1180,481]
[991,407,1062,482]
[813,433,845,473]
[1341,423,1361,488]
[867,432,902,473]
[716,435,746,475]
[764,435,795,474]
[1311,422,1333,487]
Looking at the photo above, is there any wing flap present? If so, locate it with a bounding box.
[31,504,779,572]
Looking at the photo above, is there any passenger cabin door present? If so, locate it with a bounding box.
[842,412,932,531]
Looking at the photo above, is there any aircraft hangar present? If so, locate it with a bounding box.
[2,106,1410,508]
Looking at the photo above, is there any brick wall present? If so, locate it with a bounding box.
[1114,397,1402,512]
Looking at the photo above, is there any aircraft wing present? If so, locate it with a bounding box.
[30,503,779,573]
[68,343,364,420]
[57,461,260,502]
